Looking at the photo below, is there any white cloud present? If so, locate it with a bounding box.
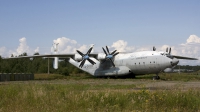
[0,47,6,57]
[34,47,40,53]
[53,37,90,54]
[111,40,135,52]
[186,35,200,44]
[2,37,40,57]
[178,35,200,58]
[16,37,29,55]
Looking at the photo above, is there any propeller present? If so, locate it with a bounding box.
[76,47,96,68]
[166,47,171,55]
[166,47,168,52]
[169,47,171,55]
[102,46,119,67]
[166,47,172,58]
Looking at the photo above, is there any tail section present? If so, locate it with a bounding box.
[68,57,100,76]
[68,58,80,68]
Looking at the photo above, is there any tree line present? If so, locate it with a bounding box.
[0,52,85,76]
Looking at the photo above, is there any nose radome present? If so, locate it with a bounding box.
[171,58,179,66]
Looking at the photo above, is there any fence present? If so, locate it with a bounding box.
[0,73,34,82]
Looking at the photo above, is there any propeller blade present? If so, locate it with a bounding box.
[77,46,96,68]
[76,50,84,56]
[102,47,108,55]
[101,59,106,64]
[109,58,115,67]
[106,46,110,54]
[166,47,168,52]
[86,47,93,55]
[113,52,119,57]
[169,47,171,55]
[153,46,156,51]
[79,59,86,68]
[87,58,96,65]
[102,46,118,67]
[111,50,117,55]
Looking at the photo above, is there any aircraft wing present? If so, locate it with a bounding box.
[3,53,99,59]
[3,54,74,59]
[172,55,198,60]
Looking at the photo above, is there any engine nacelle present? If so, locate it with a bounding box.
[74,54,82,61]
[164,68,174,73]
[94,66,131,76]
[97,53,106,60]
[53,57,58,69]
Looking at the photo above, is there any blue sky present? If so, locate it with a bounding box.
[0,0,200,65]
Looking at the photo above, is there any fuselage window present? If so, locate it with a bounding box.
[139,62,140,64]
[143,62,145,64]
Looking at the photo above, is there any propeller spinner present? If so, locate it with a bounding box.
[102,46,119,67]
[76,47,96,68]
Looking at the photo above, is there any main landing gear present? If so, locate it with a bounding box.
[152,74,160,80]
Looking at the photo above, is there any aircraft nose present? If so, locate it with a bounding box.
[170,58,179,66]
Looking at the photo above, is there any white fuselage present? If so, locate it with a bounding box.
[114,51,173,74]
[69,51,178,76]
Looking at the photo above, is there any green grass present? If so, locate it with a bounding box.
[134,72,200,81]
[159,72,200,81]
[1,73,200,111]
[34,73,93,80]
[34,73,68,80]
[0,80,200,111]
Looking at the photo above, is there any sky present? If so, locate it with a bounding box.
[0,0,200,65]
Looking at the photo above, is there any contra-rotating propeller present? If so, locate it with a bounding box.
[76,47,96,68]
[102,46,119,67]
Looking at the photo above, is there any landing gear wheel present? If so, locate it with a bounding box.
[153,76,160,80]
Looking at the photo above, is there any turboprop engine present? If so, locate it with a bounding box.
[53,57,58,69]
[164,68,174,73]
[74,54,82,61]
[97,53,106,60]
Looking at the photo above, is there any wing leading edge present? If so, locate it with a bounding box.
[3,53,99,59]
[172,55,198,60]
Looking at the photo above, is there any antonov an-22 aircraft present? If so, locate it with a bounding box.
[8,45,198,80]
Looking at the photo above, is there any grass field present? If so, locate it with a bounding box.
[1,73,200,112]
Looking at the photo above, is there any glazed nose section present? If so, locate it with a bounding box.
[170,58,179,66]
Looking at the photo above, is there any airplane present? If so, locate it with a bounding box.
[4,45,198,80]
